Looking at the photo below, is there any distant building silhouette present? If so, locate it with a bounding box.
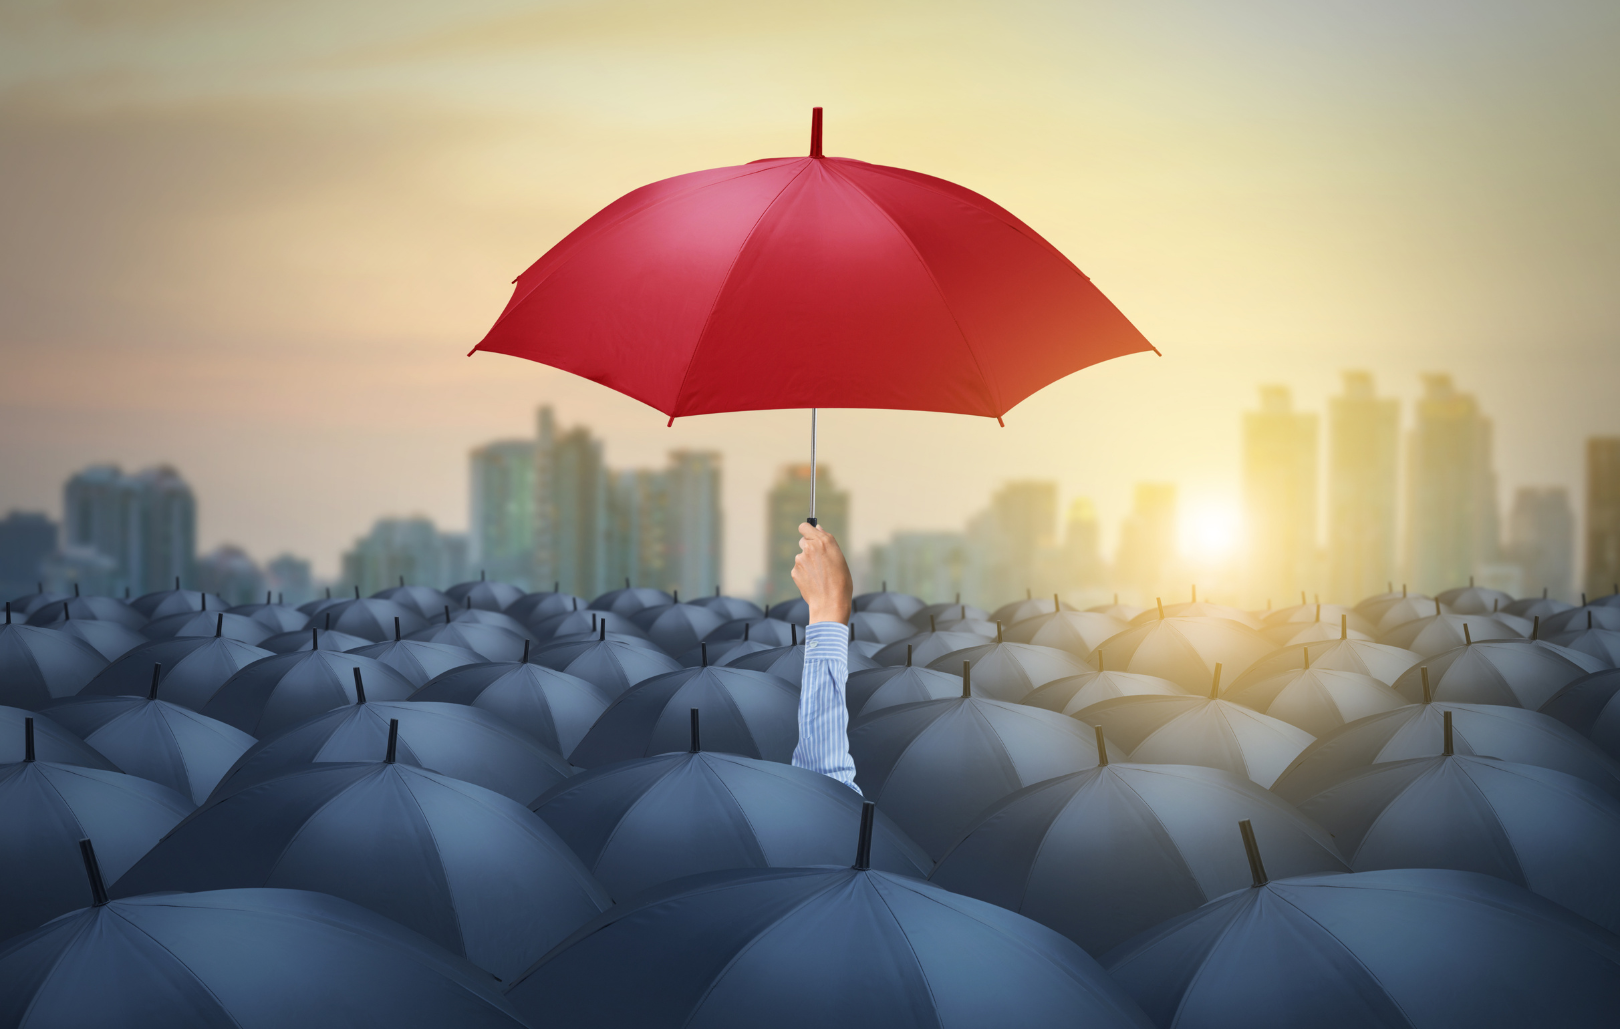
[540,410,611,599]
[1062,498,1106,597]
[470,439,539,589]
[967,481,1060,608]
[867,531,968,603]
[765,465,847,605]
[63,464,196,596]
[265,553,315,605]
[341,517,466,596]
[1404,375,1500,594]
[1327,371,1399,605]
[0,511,56,601]
[1115,483,1176,605]
[665,451,723,599]
[197,545,266,606]
[1587,438,1620,599]
[606,468,668,594]
[1505,488,1574,602]
[1243,386,1319,607]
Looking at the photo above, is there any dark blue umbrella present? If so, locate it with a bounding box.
[0,707,117,768]
[1549,625,1620,665]
[1542,668,1620,760]
[1390,638,1603,709]
[689,591,764,621]
[532,607,648,641]
[530,634,682,698]
[589,583,672,616]
[910,600,990,629]
[704,615,797,645]
[1007,608,1129,657]
[372,581,456,619]
[570,664,798,768]
[446,576,527,612]
[0,618,109,709]
[505,831,1154,1029]
[307,596,428,642]
[533,728,930,897]
[1437,582,1517,614]
[42,688,257,804]
[79,636,272,710]
[1379,611,1525,656]
[1297,714,1620,932]
[728,628,882,683]
[201,650,414,736]
[0,737,191,939]
[928,634,1091,702]
[853,587,926,620]
[406,619,528,661]
[630,602,727,654]
[447,605,533,635]
[114,753,611,981]
[766,597,810,623]
[849,691,1106,859]
[51,615,149,660]
[505,589,588,627]
[873,627,992,667]
[143,609,276,645]
[845,662,963,719]
[6,589,71,618]
[296,590,345,616]
[25,595,147,630]
[929,753,1347,954]
[214,696,574,804]
[1232,636,1420,688]
[260,623,373,654]
[992,595,1069,625]
[1505,594,1575,619]
[1023,666,1186,716]
[129,586,225,620]
[1273,697,1620,804]
[413,658,612,759]
[1104,863,1620,1029]
[0,881,530,1027]
[1542,604,1620,635]
[1225,665,1407,736]
[348,636,485,688]
[1073,692,1316,789]
[850,610,918,644]
[228,597,310,632]
[677,636,774,667]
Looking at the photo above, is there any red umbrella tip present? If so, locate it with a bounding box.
[810,107,823,158]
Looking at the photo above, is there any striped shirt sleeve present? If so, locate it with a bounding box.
[791,621,862,793]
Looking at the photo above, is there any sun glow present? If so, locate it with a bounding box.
[1179,502,1242,563]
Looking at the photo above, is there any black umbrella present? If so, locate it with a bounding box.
[1225,664,1407,737]
[227,598,311,632]
[201,650,414,737]
[371,581,456,619]
[849,691,1106,859]
[533,730,930,897]
[852,587,926,620]
[445,605,533,635]
[143,609,276,645]
[445,576,527,611]
[504,832,1154,1029]
[845,662,963,719]
[1007,608,1129,657]
[992,594,1070,625]
[0,734,190,939]
[413,658,613,761]
[850,610,917,644]
[51,616,149,660]
[1379,610,1526,655]
[348,635,485,688]
[1542,604,1620,634]
[505,589,588,626]
[1023,667,1186,716]
[79,636,273,711]
[6,588,70,617]
[296,590,344,616]
[590,584,673,616]
[1297,715,1620,932]
[1231,637,1420,688]
[531,607,650,641]
[405,619,528,661]
[1389,638,1603,709]
[25,595,147,630]
[1541,668,1620,760]
[1437,582,1517,614]
[930,756,1348,954]
[571,664,799,768]
[1074,690,1316,789]
[729,628,882,683]
[214,696,574,804]
[874,627,994,667]
[1504,594,1575,619]
[129,586,225,620]
[927,634,1090,702]
[260,623,373,654]
[1363,590,1442,629]
[306,596,429,642]
[0,617,109,708]
[0,883,531,1028]
[704,615,797,645]
[1549,625,1620,665]
[1103,863,1620,1029]
[0,707,117,768]
[766,597,811,623]
[910,600,991,628]
[114,754,610,981]
[530,633,682,698]
[689,591,765,621]
[630,601,727,654]
[1272,697,1620,804]
[677,636,774,667]
[42,688,256,804]
[1092,613,1276,692]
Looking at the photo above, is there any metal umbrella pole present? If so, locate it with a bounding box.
[807,408,819,527]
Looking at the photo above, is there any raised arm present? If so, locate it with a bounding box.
[789,520,861,793]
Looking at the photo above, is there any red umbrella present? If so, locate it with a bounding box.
[473,109,1155,520]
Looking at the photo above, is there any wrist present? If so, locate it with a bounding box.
[806,602,851,626]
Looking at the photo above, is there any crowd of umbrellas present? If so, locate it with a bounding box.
[5,572,1620,1028]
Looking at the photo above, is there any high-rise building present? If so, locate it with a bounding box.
[0,511,57,600]
[265,553,315,605]
[967,481,1060,608]
[470,439,538,588]
[1115,483,1176,604]
[1242,386,1319,607]
[63,464,196,595]
[1062,498,1106,596]
[867,532,968,602]
[341,517,464,597]
[1586,438,1620,598]
[196,545,266,606]
[666,451,723,598]
[606,468,669,593]
[765,465,847,605]
[1405,375,1500,594]
[536,410,611,599]
[1505,488,1574,602]
[1327,371,1399,606]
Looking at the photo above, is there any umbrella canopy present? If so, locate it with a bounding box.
[927,639,1090,702]
[1541,668,1620,760]
[1089,600,1148,621]
[406,620,528,661]
[630,601,728,654]
[0,886,531,1028]
[678,637,774,667]
[727,633,882,682]
[347,637,485,687]
[445,577,527,612]
[472,110,1155,425]
[852,588,926,620]
[1272,700,1620,804]
[1543,604,1620,634]
[1132,600,1263,630]
[214,699,574,804]
[1504,594,1575,618]
[874,628,993,667]
[1264,620,1376,646]
[0,707,117,768]
[413,660,613,760]
[0,757,190,939]
[766,597,811,623]
[260,624,373,653]
[930,761,1347,954]
[589,584,673,616]
[533,745,930,897]
[129,587,225,620]
[845,664,964,719]
[1092,616,1275,692]
[530,634,682,697]
[371,582,456,620]
[50,616,149,660]
[6,589,71,617]
[688,592,765,621]
[1261,599,1369,631]
[1379,611,1526,656]
[505,589,588,626]
[143,609,276,645]
[993,595,1075,625]
[911,601,991,628]
[25,595,147,630]
[296,592,344,616]
[1023,669,1186,716]
[307,597,429,642]
[570,665,799,768]
[849,610,918,644]
[0,620,109,708]
[40,694,255,804]
[504,863,1153,1029]
[704,615,798,645]
[1299,748,1620,931]
[1437,583,1517,614]
[1234,637,1421,688]
[532,607,649,641]
[1077,694,1316,789]
[226,600,310,633]
[1103,867,1620,1029]
[1366,592,1443,630]
[114,760,611,982]
[80,636,273,710]
[1226,666,1408,736]
[849,696,1105,859]
[1390,638,1604,709]
[1549,626,1620,665]
[201,650,414,737]
[446,605,533,635]
[1007,609,1128,656]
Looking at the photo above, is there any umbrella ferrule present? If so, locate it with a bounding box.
[24,717,35,762]
[1442,710,1454,757]
[962,661,971,699]
[385,719,399,763]
[353,667,367,705]
[79,839,110,906]
[690,708,701,753]
[149,663,162,701]
[852,801,875,870]
[1238,820,1268,887]
[1095,726,1108,766]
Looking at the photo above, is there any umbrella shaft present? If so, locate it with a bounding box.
[808,408,818,526]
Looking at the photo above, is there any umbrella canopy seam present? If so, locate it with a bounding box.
[91,908,246,1023]
[1268,889,1420,1028]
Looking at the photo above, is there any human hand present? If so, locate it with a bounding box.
[791,521,853,626]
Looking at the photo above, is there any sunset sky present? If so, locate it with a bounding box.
[2,0,1617,589]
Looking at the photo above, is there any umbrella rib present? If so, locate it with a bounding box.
[1267,891,1423,1029]
[76,909,249,1029]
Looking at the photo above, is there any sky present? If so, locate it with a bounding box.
[1,0,1617,590]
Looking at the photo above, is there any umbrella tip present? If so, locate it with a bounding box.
[394,616,400,641]
[1442,709,1454,756]
[1210,663,1222,699]
[78,839,110,906]
[1532,615,1539,641]
[853,800,875,870]
[353,666,367,705]
[690,708,701,753]
[1095,725,1108,767]
[810,106,823,158]
[1156,597,1165,620]
[385,718,399,763]
[149,663,162,701]
[996,621,1003,644]
[701,642,708,667]
[962,660,971,699]
[214,613,223,638]
[1421,666,1432,704]
[24,717,35,762]
[1238,820,1268,887]
[522,638,531,663]
[906,644,912,667]
[1341,614,1347,640]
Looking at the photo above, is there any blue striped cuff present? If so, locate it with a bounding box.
[803,621,850,663]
